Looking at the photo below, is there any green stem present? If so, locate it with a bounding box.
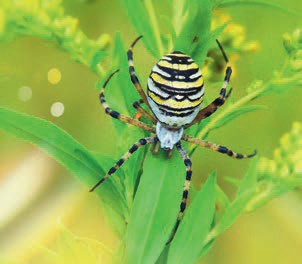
[144,0,164,56]
[188,83,267,153]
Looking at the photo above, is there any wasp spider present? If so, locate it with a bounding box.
[90,36,256,243]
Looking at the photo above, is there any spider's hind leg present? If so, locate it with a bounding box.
[182,134,257,159]
[166,142,192,244]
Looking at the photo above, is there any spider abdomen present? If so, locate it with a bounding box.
[147,51,204,128]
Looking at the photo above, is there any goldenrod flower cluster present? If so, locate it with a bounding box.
[284,29,302,72]
[258,122,302,178]
[0,0,111,72]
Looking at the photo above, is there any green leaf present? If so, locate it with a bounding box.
[167,172,216,264]
[0,106,128,224]
[173,0,212,62]
[0,107,101,185]
[123,0,161,57]
[125,150,185,264]
[171,0,187,36]
[90,49,108,72]
[210,189,255,239]
[216,184,231,211]
[237,157,259,195]
[45,225,114,264]
[197,238,215,260]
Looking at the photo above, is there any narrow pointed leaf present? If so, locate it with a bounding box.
[237,157,259,195]
[125,150,185,264]
[0,107,127,221]
[197,238,215,260]
[123,0,160,57]
[174,0,212,62]
[0,107,102,184]
[211,189,255,239]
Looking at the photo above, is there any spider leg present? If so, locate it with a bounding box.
[182,134,257,159]
[127,36,151,109]
[132,99,157,124]
[166,142,192,245]
[100,70,156,134]
[90,136,157,192]
[188,39,232,127]
[152,140,160,154]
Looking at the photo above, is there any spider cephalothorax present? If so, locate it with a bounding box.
[90,36,256,243]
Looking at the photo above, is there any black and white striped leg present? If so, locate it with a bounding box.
[127,36,150,108]
[216,39,232,100]
[99,70,155,134]
[90,137,157,192]
[182,134,257,159]
[189,40,232,127]
[132,99,157,124]
[167,142,192,244]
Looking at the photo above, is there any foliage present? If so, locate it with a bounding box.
[0,0,302,263]
[1,225,114,264]
[0,0,110,73]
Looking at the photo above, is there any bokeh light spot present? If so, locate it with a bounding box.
[48,68,62,85]
[18,86,32,102]
[50,102,64,117]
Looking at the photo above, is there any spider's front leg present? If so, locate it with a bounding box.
[188,39,233,127]
[99,70,155,134]
[127,36,151,109]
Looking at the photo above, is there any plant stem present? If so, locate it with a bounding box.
[187,83,267,153]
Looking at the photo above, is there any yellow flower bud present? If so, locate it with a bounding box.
[290,59,302,71]
[280,133,291,152]
[292,122,302,137]
[279,164,289,178]
[97,33,112,49]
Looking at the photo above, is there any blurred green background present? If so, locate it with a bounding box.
[1,0,302,263]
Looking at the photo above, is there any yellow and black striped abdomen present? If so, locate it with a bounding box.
[147,51,204,128]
